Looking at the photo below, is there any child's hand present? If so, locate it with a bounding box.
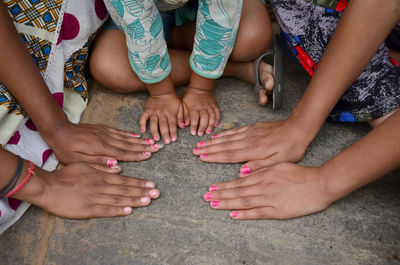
[182,86,220,136]
[140,92,184,144]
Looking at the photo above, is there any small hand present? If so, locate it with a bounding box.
[44,122,159,172]
[193,120,310,172]
[203,163,333,220]
[27,163,160,219]
[139,92,184,144]
[182,87,220,136]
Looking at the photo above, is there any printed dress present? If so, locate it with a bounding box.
[0,0,108,234]
[104,0,243,84]
[270,0,400,122]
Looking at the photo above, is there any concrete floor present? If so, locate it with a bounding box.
[0,57,399,265]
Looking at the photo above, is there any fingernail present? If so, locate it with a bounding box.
[111,165,120,170]
[209,185,217,192]
[151,144,163,149]
[194,148,200,152]
[185,120,190,126]
[131,133,141,138]
[141,128,145,133]
[154,136,160,141]
[198,132,204,137]
[204,192,212,201]
[146,139,154,144]
[206,130,211,134]
[211,201,219,208]
[149,189,159,197]
[212,134,218,139]
[142,151,151,156]
[164,139,170,144]
[240,166,251,174]
[200,154,207,159]
[180,123,185,128]
[230,211,239,218]
[106,159,117,167]
[124,207,132,214]
[140,197,149,203]
[171,136,177,142]
[146,182,155,188]
[215,122,219,127]
[191,130,196,136]
[197,141,205,147]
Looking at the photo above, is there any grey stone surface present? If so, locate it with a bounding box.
[1,58,399,265]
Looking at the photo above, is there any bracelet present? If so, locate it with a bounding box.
[5,161,35,198]
[0,156,23,198]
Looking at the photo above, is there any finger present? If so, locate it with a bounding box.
[193,140,247,156]
[177,102,185,129]
[240,157,279,177]
[167,115,178,142]
[103,137,156,153]
[258,89,268,106]
[205,109,216,135]
[214,107,221,128]
[86,205,134,218]
[203,184,262,201]
[183,103,190,127]
[139,111,150,133]
[87,163,122,173]
[103,174,156,189]
[209,195,270,210]
[208,174,262,191]
[197,110,209,136]
[158,114,171,144]
[95,194,153,208]
[190,110,200,136]
[229,207,277,220]
[150,114,160,142]
[202,126,249,146]
[99,184,160,199]
[199,147,263,163]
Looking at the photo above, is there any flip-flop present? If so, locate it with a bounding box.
[253,34,283,109]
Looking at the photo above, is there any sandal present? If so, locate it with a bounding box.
[253,34,283,110]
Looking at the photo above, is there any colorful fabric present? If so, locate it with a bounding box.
[271,0,400,122]
[0,0,108,234]
[104,0,243,83]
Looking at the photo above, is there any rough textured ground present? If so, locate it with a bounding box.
[1,57,399,265]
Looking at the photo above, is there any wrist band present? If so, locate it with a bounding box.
[6,161,35,198]
[0,156,23,198]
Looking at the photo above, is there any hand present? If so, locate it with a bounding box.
[43,122,160,172]
[19,163,160,219]
[193,120,311,172]
[139,92,184,144]
[182,87,220,136]
[203,163,334,220]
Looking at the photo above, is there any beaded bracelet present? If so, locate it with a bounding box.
[6,161,35,198]
[0,156,23,198]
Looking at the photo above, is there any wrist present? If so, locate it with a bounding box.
[146,75,175,97]
[188,71,215,92]
[287,106,323,145]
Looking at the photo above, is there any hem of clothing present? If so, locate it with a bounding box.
[190,60,222,80]
[138,65,172,84]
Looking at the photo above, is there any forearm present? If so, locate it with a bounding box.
[0,4,69,133]
[321,108,400,201]
[289,0,400,141]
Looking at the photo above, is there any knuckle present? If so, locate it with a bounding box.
[119,185,129,195]
[241,198,252,208]
[234,186,242,197]
[255,208,268,219]
[113,196,122,204]
[119,175,129,185]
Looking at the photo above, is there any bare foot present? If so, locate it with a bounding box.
[257,61,275,106]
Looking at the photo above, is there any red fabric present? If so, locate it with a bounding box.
[390,57,399,66]
[336,0,347,12]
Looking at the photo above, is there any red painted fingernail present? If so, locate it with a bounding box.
[209,185,217,192]
[211,201,219,208]
[180,123,185,128]
[204,192,212,201]
[200,154,207,159]
[240,166,251,174]
[131,133,140,138]
[191,130,197,136]
[197,141,205,147]
[206,130,211,134]
[106,159,117,167]
[185,120,190,126]
[230,211,239,218]
[194,148,200,152]
[151,144,160,149]
[198,132,204,137]
[146,139,154,144]
[212,134,218,139]
[142,151,151,156]
[141,128,145,133]
[124,207,132,214]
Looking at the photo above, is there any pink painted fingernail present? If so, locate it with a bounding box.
[185,120,190,126]
[215,122,219,127]
[230,211,239,218]
[146,139,154,144]
[111,165,120,170]
[206,130,211,134]
[204,192,212,201]
[131,133,141,138]
[150,189,159,197]
[171,136,177,142]
[240,166,251,174]
[211,201,219,208]
[194,148,200,152]
[191,130,196,136]
[140,197,149,203]
[124,207,132,214]
[106,159,117,168]
[209,185,217,192]
[212,134,218,139]
[154,136,160,141]
[197,141,205,147]
[151,144,162,149]
[200,154,207,159]
[142,151,151,156]
[141,128,146,133]
[198,132,204,137]
[146,182,155,188]
[164,139,170,144]
[180,123,185,128]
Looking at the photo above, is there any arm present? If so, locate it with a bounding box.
[194,0,400,167]
[204,108,400,220]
